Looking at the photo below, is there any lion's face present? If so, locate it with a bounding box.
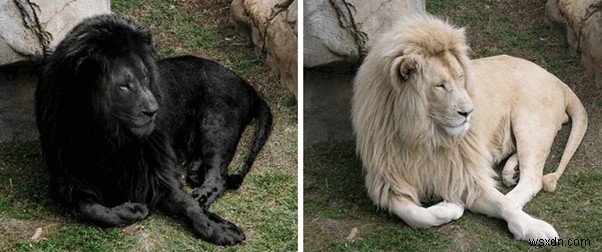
[104,53,159,137]
[421,55,474,136]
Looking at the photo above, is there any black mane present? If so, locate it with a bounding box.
[35,14,168,208]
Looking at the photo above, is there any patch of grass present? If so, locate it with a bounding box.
[18,226,136,252]
[304,142,602,251]
[1,140,296,251]
[303,143,451,251]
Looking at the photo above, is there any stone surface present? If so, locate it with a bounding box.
[0,0,109,143]
[304,70,355,146]
[0,0,110,66]
[304,0,426,146]
[304,0,359,68]
[230,0,298,95]
[546,0,602,86]
[304,0,426,68]
[0,1,44,65]
[0,69,38,142]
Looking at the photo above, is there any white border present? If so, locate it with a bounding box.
[297,0,304,250]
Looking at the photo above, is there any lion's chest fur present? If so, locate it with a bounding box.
[396,133,496,205]
[84,136,174,207]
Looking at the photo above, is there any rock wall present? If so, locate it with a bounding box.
[304,0,426,146]
[0,0,109,143]
[546,0,602,86]
[0,0,111,66]
[230,0,298,96]
[0,69,38,142]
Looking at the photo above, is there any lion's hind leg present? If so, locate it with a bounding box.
[189,111,242,209]
[189,154,230,209]
[505,113,558,209]
[390,196,464,228]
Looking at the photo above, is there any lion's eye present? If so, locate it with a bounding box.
[458,75,464,81]
[118,83,131,91]
[436,83,446,90]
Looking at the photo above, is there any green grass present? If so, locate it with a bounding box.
[0,0,297,251]
[305,0,602,251]
[304,142,602,251]
[0,141,296,251]
[112,0,263,77]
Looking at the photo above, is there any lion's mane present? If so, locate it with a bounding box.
[35,15,173,210]
[351,15,497,211]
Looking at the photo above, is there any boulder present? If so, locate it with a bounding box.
[546,0,602,86]
[304,0,426,68]
[0,69,38,142]
[0,0,109,143]
[0,0,110,66]
[304,0,426,146]
[230,0,298,96]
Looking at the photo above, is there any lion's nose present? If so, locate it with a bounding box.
[458,108,473,118]
[142,102,158,118]
[142,89,158,118]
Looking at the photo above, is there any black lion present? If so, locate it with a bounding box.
[34,14,272,246]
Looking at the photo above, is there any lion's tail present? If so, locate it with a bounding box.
[542,86,588,192]
[226,87,273,190]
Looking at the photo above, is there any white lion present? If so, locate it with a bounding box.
[351,15,588,241]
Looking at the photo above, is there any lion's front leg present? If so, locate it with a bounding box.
[390,195,464,228]
[158,185,245,246]
[79,201,149,227]
[468,186,558,241]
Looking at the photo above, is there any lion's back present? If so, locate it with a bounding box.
[469,55,569,124]
[157,56,259,155]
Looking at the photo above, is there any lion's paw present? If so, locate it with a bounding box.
[508,213,558,241]
[112,202,149,225]
[431,201,464,221]
[502,155,520,187]
[435,201,464,221]
[193,211,245,246]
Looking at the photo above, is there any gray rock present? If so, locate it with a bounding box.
[0,0,110,66]
[546,0,602,86]
[304,0,359,68]
[304,70,355,146]
[0,1,44,65]
[0,70,38,142]
[230,0,298,95]
[0,0,109,143]
[304,0,426,146]
[304,0,426,68]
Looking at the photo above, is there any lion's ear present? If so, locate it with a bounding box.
[390,55,417,87]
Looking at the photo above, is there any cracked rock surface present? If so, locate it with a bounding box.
[546,0,602,86]
[0,0,110,66]
[230,0,298,95]
[303,0,425,146]
[304,0,425,68]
